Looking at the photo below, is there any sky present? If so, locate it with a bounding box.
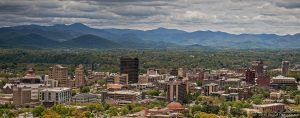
[0,0,300,35]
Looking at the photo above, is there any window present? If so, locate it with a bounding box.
[48,93,51,100]
[56,93,59,101]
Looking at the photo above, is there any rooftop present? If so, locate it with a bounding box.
[166,102,184,110]
[72,93,97,99]
[107,90,141,95]
[41,87,70,92]
[272,75,296,80]
[253,103,285,107]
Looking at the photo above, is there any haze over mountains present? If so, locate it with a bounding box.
[0,23,299,49]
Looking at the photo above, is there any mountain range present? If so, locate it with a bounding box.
[0,23,299,49]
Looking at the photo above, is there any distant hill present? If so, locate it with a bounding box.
[0,33,60,48]
[63,35,120,48]
[0,23,300,49]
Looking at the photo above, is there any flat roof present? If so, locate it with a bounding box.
[253,103,285,107]
[41,87,71,92]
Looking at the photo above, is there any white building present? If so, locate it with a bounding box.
[39,87,71,104]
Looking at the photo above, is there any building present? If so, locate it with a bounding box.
[253,103,285,113]
[229,87,252,100]
[256,74,270,87]
[2,83,13,94]
[204,83,218,96]
[17,84,48,102]
[245,68,255,85]
[169,68,178,76]
[13,87,31,107]
[282,61,290,76]
[48,65,68,87]
[72,93,98,103]
[187,68,208,82]
[0,94,13,104]
[178,68,186,78]
[20,68,41,84]
[251,60,264,76]
[14,68,49,103]
[120,57,139,84]
[138,74,148,84]
[144,102,187,118]
[101,90,144,105]
[166,79,188,103]
[220,78,241,89]
[106,84,124,91]
[270,91,284,100]
[45,79,59,88]
[75,64,85,88]
[39,87,71,105]
[107,73,128,85]
[269,75,298,89]
[147,68,159,75]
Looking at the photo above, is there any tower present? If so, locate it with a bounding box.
[282,61,290,76]
[120,57,139,84]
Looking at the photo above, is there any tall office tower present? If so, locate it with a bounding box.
[166,79,188,103]
[282,61,290,76]
[120,57,139,84]
[75,64,85,88]
[49,65,68,87]
[251,60,264,76]
[245,68,256,85]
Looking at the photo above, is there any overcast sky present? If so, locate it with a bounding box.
[0,0,300,35]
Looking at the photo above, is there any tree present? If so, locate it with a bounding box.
[42,110,60,118]
[251,94,263,104]
[51,104,76,117]
[131,106,144,113]
[120,107,129,115]
[105,106,118,116]
[295,95,300,105]
[145,89,160,96]
[283,96,289,104]
[197,80,203,86]
[80,111,94,118]
[32,105,46,117]
[80,86,90,93]
[97,80,107,86]
[191,105,202,114]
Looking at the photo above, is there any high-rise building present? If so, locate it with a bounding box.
[120,57,139,84]
[282,61,290,76]
[75,64,85,88]
[245,68,256,85]
[251,60,264,76]
[48,65,68,87]
[166,79,188,103]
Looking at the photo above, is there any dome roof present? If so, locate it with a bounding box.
[166,102,184,110]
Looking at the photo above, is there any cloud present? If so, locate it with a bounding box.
[0,0,299,35]
[275,0,300,9]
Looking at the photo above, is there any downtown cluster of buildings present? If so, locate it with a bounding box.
[0,57,299,117]
[0,64,106,107]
